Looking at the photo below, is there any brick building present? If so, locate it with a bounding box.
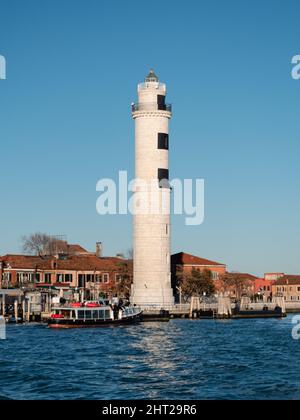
[216,272,258,299]
[171,252,227,280]
[252,273,284,299]
[253,278,273,299]
[171,253,263,299]
[0,244,132,299]
[171,252,227,299]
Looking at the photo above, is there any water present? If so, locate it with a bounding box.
[0,316,300,400]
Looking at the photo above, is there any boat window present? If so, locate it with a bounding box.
[105,310,111,320]
[85,311,92,319]
[93,310,98,319]
[99,310,105,320]
[78,310,85,319]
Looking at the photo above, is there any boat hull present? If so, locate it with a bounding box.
[48,312,142,329]
[232,310,287,319]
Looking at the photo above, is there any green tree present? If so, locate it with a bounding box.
[178,269,216,301]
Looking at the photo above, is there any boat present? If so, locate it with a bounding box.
[232,305,287,319]
[47,303,143,329]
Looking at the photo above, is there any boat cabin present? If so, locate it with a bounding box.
[51,305,140,322]
[51,306,113,321]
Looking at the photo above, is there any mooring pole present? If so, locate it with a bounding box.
[22,300,26,322]
[2,294,5,316]
[14,300,18,324]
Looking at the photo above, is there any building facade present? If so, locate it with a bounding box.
[171,252,227,300]
[253,278,274,299]
[272,275,300,302]
[171,252,227,281]
[0,246,132,300]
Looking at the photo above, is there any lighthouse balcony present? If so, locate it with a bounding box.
[131,102,172,113]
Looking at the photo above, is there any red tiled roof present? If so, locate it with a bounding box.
[171,252,226,267]
[67,244,89,254]
[225,272,258,281]
[0,254,131,272]
[274,275,300,286]
[0,255,51,270]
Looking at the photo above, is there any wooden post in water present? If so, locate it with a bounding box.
[2,294,5,316]
[189,296,194,318]
[27,298,31,322]
[22,299,26,322]
[14,300,18,324]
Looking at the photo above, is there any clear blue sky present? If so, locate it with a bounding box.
[0,0,299,276]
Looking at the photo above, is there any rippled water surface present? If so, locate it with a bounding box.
[1,316,300,400]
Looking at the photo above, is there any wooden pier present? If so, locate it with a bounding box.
[0,289,53,323]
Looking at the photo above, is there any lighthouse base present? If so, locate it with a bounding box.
[131,284,175,310]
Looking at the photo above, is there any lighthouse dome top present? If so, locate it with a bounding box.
[138,70,166,93]
[145,69,159,83]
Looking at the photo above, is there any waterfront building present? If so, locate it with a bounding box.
[272,275,300,302]
[264,273,285,282]
[171,252,227,301]
[131,70,174,308]
[253,275,280,300]
[171,252,227,281]
[0,244,132,300]
[216,272,258,299]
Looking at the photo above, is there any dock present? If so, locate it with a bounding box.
[0,288,298,324]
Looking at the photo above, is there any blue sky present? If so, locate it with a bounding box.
[0,0,299,276]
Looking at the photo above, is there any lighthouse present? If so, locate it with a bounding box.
[131,70,174,308]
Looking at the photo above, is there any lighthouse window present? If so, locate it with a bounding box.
[158,169,170,188]
[158,133,169,150]
[157,95,166,110]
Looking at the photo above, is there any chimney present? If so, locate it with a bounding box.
[96,242,103,258]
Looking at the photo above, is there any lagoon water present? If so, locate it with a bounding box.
[1,316,300,400]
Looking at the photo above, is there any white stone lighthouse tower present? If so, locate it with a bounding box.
[131,70,174,308]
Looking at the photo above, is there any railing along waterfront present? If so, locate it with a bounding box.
[131,103,172,113]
